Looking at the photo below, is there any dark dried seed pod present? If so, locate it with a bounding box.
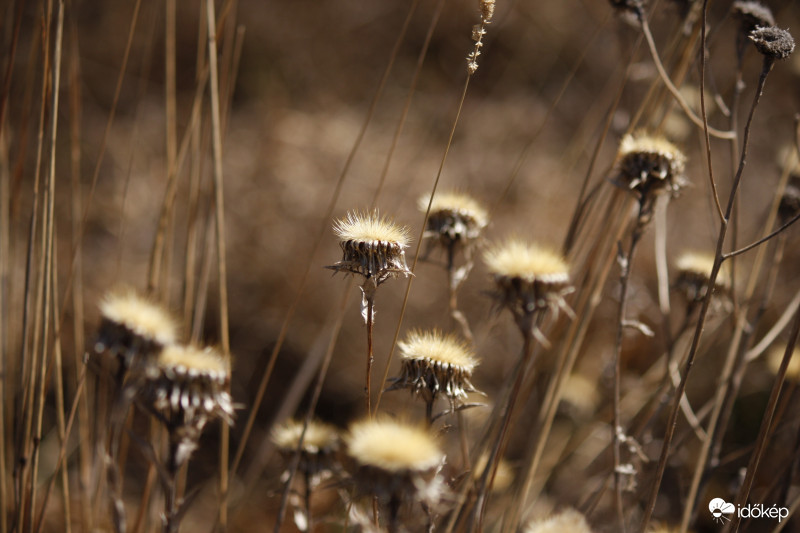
[749,26,795,60]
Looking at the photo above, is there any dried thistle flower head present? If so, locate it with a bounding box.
[421,191,488,252]
[95,289,178,369]
[327,210,411,286]
[674,251,730,304]
[472,453,514,493]
[484,240,572,320]
[392,329,479,408]
[524,509,593,533]
[272,419,339,477]
[778,174,800,225]
[732,1,775,32]
[615,133,687,199]
[609,0,645,16]
[749,26,795,60]
[766,345,800,382]
[142,344,234,467]
[345,418,443,502]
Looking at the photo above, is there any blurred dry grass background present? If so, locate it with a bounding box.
[3,0,800,531]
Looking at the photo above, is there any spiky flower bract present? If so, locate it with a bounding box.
[141,344,234,467]
[392,329,479,409]
[674,251,730,304]
[95,289,178,370]
[272,419,339,477]
[484,239,572,320]
[327,210,411,286]
[420,191,488,252]
[524,509,593,533]
[345,418,443,502]
[749,26,795,60]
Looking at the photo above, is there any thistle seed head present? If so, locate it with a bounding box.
[141,344,234,466]
[392,329,479,407]
[484,240,572,319]
[749,26,795,60]
[272,419,340,477]
[95,289,178,370]
[327,210,412,286]
[732,1,775,33]
[421,191,488,252]
[524,509,593,533]
[345,418,443,502]
[615,133,687,198]
[674,252,730,304]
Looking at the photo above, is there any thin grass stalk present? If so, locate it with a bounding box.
[34,370,85,533]
[369,0,444,209]
[374,75,473,415]
[229,0,420,478]
[205,0,232,527]
[14,2,52,521]
[641,49,776,533]
[65,0,141,306]
[66,17,92,531]
[563,36,640,254]
[470,332,534,532]
[637,9,735,140]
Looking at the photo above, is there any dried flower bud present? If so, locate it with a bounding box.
[674,252,730,305]
[272,419,339,478]
[778,174,800,225]
[345,418,443,504]
[484,240,572,321]
[326,210,411,286]
[95,290,178,371]
[749,26,795,60]
[615,133,687,198]
[421,191,488,252]
[524,509,593,533]
[473,454,514,493]
[391,329,479,409]
[141,344,234,467]
[732,1,775,32]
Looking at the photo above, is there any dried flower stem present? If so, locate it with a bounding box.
[641,46,775,533]
[611,225,642,533]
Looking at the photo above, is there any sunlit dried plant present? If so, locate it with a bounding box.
[390,329,480,422]
[345,418,444,531]
[327,210,412,414]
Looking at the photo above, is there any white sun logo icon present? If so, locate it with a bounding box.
[708,498,735,524]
